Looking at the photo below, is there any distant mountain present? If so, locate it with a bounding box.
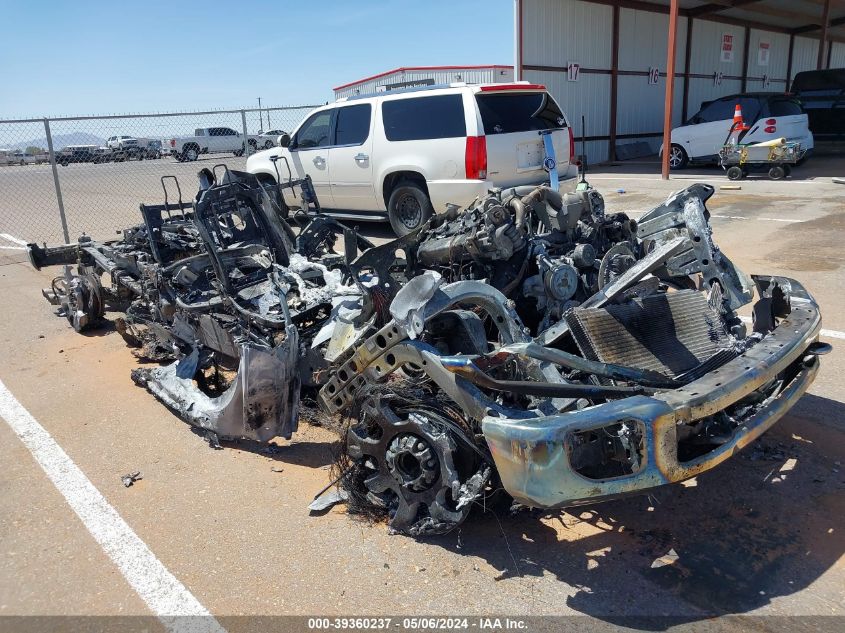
[12,132,106,151]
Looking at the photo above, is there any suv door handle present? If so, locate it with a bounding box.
[313,156,325,166]
[354,153,369,162]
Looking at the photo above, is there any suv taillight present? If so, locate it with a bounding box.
[568,127,575,164]
[170,139,176,147]
[465,136,487,180]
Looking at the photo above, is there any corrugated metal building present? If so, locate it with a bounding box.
[516,0,845,164]
[333,65,515,99]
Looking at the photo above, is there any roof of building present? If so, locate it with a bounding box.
[333,65,512,91]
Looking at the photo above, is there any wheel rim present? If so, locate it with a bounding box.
[396,193,422,229]
[187,148,197,161]
[346,398,490,536]
[669,146,684,168]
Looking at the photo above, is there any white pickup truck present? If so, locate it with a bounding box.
[164,127,262,162]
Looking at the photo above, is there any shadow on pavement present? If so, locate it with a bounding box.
[595,152,845,181]
[425,393,845,627]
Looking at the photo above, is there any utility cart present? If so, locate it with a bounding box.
[719,128,806,181]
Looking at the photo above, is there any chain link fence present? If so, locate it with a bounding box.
[0,106,318,249]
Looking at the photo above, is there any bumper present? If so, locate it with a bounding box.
[482,275,822,509]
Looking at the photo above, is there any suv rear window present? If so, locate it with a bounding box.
[475,93,566,134]
[382,95,466,141]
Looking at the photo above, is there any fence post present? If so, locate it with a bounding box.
[43,118,70,243]
[241,110,250,158]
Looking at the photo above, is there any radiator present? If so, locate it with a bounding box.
[565,290,733,380]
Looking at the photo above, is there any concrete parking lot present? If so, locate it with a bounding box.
[0,157,843,631]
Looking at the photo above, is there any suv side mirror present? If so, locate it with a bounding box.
[279,133,291,148]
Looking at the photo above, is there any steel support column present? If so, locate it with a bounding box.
[786,33,795,88]
[741,26,750,92]
[661,0,680,180]
[515,0,523,81]
[818,0,831,70]
[682,16,693,122]
[609,4,620,162]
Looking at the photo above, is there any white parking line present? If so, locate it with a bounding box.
[0,246,25,251]
[738,315,845,340]
[0,378,227,633]
[0,233,28,246]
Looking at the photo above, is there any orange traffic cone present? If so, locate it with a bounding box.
[729,103,750,144]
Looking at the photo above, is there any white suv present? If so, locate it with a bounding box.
[246,82,576,235]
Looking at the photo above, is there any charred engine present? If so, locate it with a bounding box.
[414,185,638,331]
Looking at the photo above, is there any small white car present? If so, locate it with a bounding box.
[663,93,814,169]
[246,82,576,235]
[256,129,287,149]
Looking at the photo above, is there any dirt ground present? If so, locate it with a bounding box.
[0,161,843,631]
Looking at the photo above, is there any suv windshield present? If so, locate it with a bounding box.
[475,92,566,134]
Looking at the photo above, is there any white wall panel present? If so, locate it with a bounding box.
[522,0,612,68]
[686,78,742,117]
[578,140,610,167]
[689,19,746,77]
[746,29,790,80]
[791,37,820,76]
[525,69,611,137]
[829,42,845,68]
[618,10,687,72]
[616,74,685,134]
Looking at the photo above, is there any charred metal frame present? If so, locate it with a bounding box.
[29,165,827,537]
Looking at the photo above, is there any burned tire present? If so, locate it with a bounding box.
[387,181,433,237]
[668,144,688,170]
[726,166,744,181]
[345,396,491,536]
[768,165,786,180]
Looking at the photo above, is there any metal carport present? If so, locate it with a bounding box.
[514,0,845,177]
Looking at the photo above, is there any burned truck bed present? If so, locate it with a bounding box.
[28,168,827,537]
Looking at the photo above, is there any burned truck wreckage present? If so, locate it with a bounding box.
[29,167,826,536]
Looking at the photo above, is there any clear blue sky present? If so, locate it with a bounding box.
[1,0,514,118]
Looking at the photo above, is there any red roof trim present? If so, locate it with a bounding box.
[333,65,513,91]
